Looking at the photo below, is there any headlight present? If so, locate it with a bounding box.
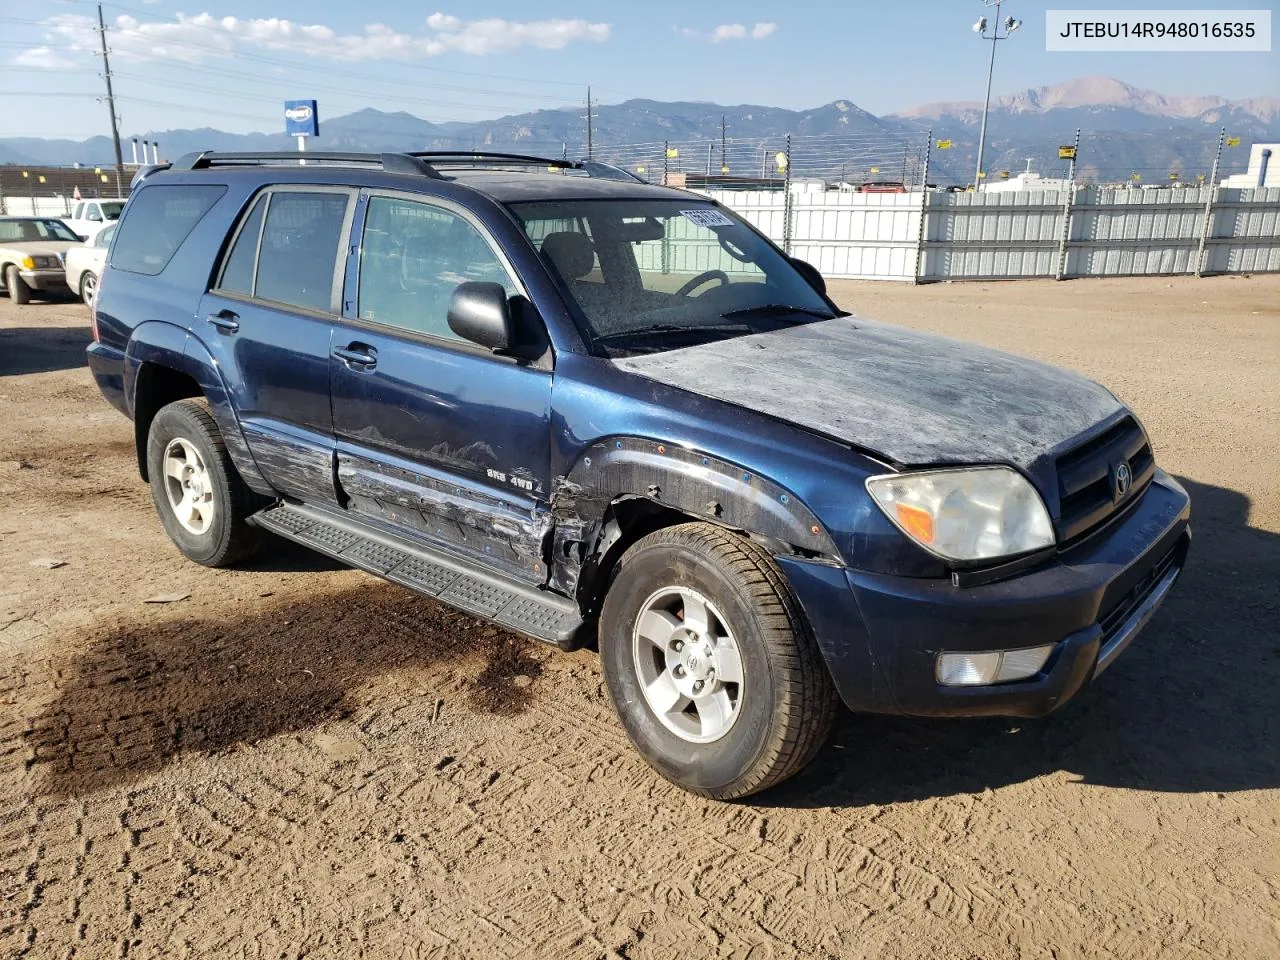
[866,466,1054,562]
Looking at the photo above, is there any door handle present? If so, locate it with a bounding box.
[206,309,240,333]
[333,344,377,369]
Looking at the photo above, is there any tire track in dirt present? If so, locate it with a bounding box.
[3,288,1279,959]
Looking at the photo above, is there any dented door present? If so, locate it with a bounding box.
[329,192,553,584]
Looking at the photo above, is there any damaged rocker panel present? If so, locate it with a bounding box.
[336,453,551,585]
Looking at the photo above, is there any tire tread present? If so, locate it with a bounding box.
[616,522,837,800]
[147,397,265,567]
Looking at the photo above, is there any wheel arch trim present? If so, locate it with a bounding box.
[125,322,270,493]
[550,436,840,607]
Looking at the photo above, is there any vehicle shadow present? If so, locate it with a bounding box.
[25,475,1277,805]
[760,475,1280,808]
[0,323,91,377]
[26,580,545,798]
[238,535,349,573]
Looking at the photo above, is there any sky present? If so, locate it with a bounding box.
[4,0,1277,141]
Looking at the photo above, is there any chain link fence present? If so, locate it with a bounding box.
[3,127,1274,278]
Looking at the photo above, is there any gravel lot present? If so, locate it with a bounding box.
[1,274,1277,959]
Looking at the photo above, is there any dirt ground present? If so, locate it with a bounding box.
[1,274,1277,959]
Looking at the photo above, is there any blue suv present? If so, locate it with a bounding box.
[87,151,1191,799]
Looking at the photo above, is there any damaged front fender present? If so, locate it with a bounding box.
[548,436,840,602]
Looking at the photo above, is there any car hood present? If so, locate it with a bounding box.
[611,317,1123,470]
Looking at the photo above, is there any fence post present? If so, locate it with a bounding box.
[1195,127,1226,277]
[1054,127,1081,280]
[914,130,933,283]
[782,135,793,255]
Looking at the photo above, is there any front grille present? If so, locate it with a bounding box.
[1098,545,1180,641]
[1054,416,1154,543]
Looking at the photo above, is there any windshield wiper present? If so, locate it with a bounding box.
[719,304,838,321]
[596,322,751,343]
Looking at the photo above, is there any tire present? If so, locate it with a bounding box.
[600,522,837,800]
[146,397,266,567]
[5,265,32,304]
[79,271,97,306]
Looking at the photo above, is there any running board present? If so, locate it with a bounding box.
[252,502,585,649]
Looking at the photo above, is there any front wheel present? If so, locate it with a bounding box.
[146,398,265,567]
[4,265,32,304]
[600,523,837,800]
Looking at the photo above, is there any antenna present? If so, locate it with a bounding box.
[583,86,596,160]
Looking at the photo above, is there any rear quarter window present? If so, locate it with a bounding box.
[109,184,226,276]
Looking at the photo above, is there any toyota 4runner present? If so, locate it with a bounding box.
[87,151,1191,799]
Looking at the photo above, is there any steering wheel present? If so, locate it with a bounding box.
[674,269,729,298]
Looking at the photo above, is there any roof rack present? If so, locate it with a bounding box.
[172,151,442,178]
[166,150,648,183]
[405,152,647,182]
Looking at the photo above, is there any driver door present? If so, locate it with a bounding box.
[329,192,554,585]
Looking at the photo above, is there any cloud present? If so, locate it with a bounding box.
[22,11,611,65]
[11,45,76,69]
[680,22,778,43]
[711,24,748,42]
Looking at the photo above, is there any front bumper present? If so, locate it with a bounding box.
[780,470,1191,718]
[19,268,68,292]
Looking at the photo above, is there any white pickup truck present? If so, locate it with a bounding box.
[63,198,127,242]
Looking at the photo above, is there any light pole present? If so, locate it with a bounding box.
[972,1,1021,191]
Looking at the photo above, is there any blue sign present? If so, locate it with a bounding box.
[284,99,319,138]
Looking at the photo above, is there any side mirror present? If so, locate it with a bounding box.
[76,234,88,243]
[789,257,826,295]
[447,281,515,352]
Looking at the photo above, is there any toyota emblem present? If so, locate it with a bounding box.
[1113,461,1132,500]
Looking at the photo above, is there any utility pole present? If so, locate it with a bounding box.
[585,86,594,160]
[96,4,125,195]
[721,115,727,171]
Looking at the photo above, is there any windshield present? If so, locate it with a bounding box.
[510,199,837,354]
[0,218,79,243]
[101,202,125,220]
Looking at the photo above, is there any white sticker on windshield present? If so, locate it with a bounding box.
[680,208,734,228]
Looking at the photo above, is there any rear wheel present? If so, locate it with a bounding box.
[600,523,837,800]
[146,398,265,567]
[79,271,97,305]
[4,265,31,304]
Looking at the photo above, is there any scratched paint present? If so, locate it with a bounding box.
[613,318,1124,470]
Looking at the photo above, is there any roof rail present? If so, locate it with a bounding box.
[164,150,649,184]
[406,152,648,183]
[404,151,576,168]
[170,151,442,178]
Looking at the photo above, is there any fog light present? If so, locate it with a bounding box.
[936,645,1054,686]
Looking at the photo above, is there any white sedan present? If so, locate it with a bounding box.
[63,222,116,304]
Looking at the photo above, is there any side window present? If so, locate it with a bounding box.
[216,194,268,296]
[253,192,349,313]
[87,204,103,222]
[94,223,118,249]
[72,203,84,220]
[357,196,516,341]
[109,184,226,276]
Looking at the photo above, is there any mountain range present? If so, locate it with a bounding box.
[2,77,1275,185]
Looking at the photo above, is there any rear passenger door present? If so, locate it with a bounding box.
[329,191,554,584]
[198,186,355,504]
